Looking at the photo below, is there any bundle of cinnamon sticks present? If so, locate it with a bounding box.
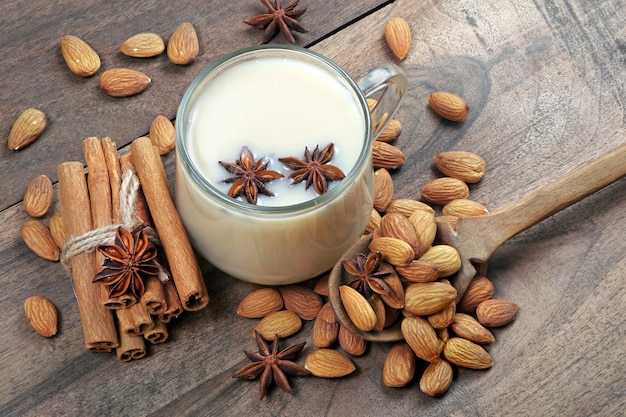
[57,136,209,361]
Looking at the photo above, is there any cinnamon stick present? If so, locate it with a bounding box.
[116,302,154,336]
[159,279,183,323]
[101,137,122,224]
[120,153,152,226]
[57,161,118,352]
[144,318,169,344]
[130,137,209,311]
[142,274,167,315]
[116,331,146,362]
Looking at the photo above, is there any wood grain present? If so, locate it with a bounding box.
[1,0,624,416]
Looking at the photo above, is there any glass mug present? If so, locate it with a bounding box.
[175,45,407,285]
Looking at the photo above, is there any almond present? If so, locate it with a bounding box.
[372,141,406,170]
[457,276,494,313]
[24,295,58,337]
[149,115,176,155]
[376,119,402,142]
[380,212,420,254]
[49,213,66,248]
[60,35,101,77]
[8,108,48,150]
[428,300,456,329]
[167,22,199,65]
[429,91,470,122]
[312,302,339,348]
[237,287,283,318]
[338,326,367,356]
[443,337,493,369]
[433,151,486,183]
[100,68,151,97]
[418,245,461,278]
[279,285,323,321]
[408,210,437,255]
[339,285,378,332]
[395,260,439,283]
[364,208,382,235]
[442,199,489,217]
[384,17,411,60]
[419,358,453,397]
[367,293,387,331]
[387,199,435,216]
[23,175,53,218]
[373,168,394,212]
[120,32,165,57]
[421,177,470,206]
[382,342,416,387]
[450,313,495,344]
[404,281,457,316]
[476,299,519,327]
[305,349,356,378]
[401,315,441,363]
[369,236,414,266]
[253,309,302,340]
[313,274,330,296]
[20,220,60,261]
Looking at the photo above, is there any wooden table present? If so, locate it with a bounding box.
[2,1,624,415]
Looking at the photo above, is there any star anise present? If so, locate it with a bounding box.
[93,224,159,299]
[279,143,345,195]
[343,251,392,299]
[219,146,284,205]
[233,331,309,399]
[244,0,309,44]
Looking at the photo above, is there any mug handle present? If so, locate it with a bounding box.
[357,64,408,139]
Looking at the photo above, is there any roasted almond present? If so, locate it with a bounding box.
[100,68,151,97]
[384,17,411,60]
[404,281,457,316]
[8,108,48,151]
[149,115,176,155]
[60,35,101,77]
[253,309,302,340]
[367,293,387,332]
[476,299,519,327]
[450,313,495,344]
[419,358,453,397]
[443,337,493,369]
[338,325,367,356]
[408,210,437,255]
[279,285,323,321]
[428,300,456,329]
[305,349,356,378]
[167,22,199,65]
[313,274,330,296]
[376,119,402,142]
[395,260,439,283]
[49,213,66,248]
[433,151,486,183]
[421,177,470,206]
[312,302,339,348]
[387,199,435,216]
[401,315,441,363]
[24,295,58,337]
[378,264,405,310]
[237,287,283,318]
[429,91,470,122]
[120,32,165,57]
[382,342,416,387]
[443,199,489,217]
[381,212,421,254]
[372,141,406,170]
[373,168,394,212]
[457,276,494,313]
[20,220,60,261]
[369,236,414,266]
[339,285,378,332]
[418,245,461,278]
[23,175,53,218]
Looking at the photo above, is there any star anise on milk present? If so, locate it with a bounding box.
[343,251,392,299]
[279,143,345,195]
[93,224,159,299]
[233,331,309,399]
[244,0,309,44]
[219,146,284,205]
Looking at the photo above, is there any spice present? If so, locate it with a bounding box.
[219,146,284,205]
[279,143,345,195]
[233,331,309,398]
[244,0,309,44]
[342,251,391,298]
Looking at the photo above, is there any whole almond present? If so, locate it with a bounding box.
[387,199,435,216]
[378,264,405,310]
[20,220,60,261]
[418,244,461,278]
[376,119,402,142]
[419,358,453,397]
[443,337,493,369]
[23,175,53,217]
[60,35,101,77]
[429,91,470,122]
[149,115,176,155]
[312,302,339,348]
[24,295,58,337]
[100,68,151,97]
[443,199,489,217]
[8,108,48,150]
[382,342,416,387]
[433,151,486,183]
[338,325,367,356]
[237,287,283,318]
[49,213,66,248]
[381,212,421,254]
[395,260,439,283]
[428,300,456,329]
[120,32,165,57]
[384,17,411,60]
[369,236,414,266]
[457,276,494,313]
[476,299,519,327]
[372,141,406,170]
[404,281,457,316]
[365,208,382,235]
[305,349,356,378]
[367,294,387,331]
[373,168,394,212]
[167,22,199,65]
[408,210,437,255]
[401,315,441,363]
[253,309,302,340]
[421,177,470,206]
[279,285,323,321]
[313,274,330,296]
[451,313,495,344]
[339,285,378,332]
